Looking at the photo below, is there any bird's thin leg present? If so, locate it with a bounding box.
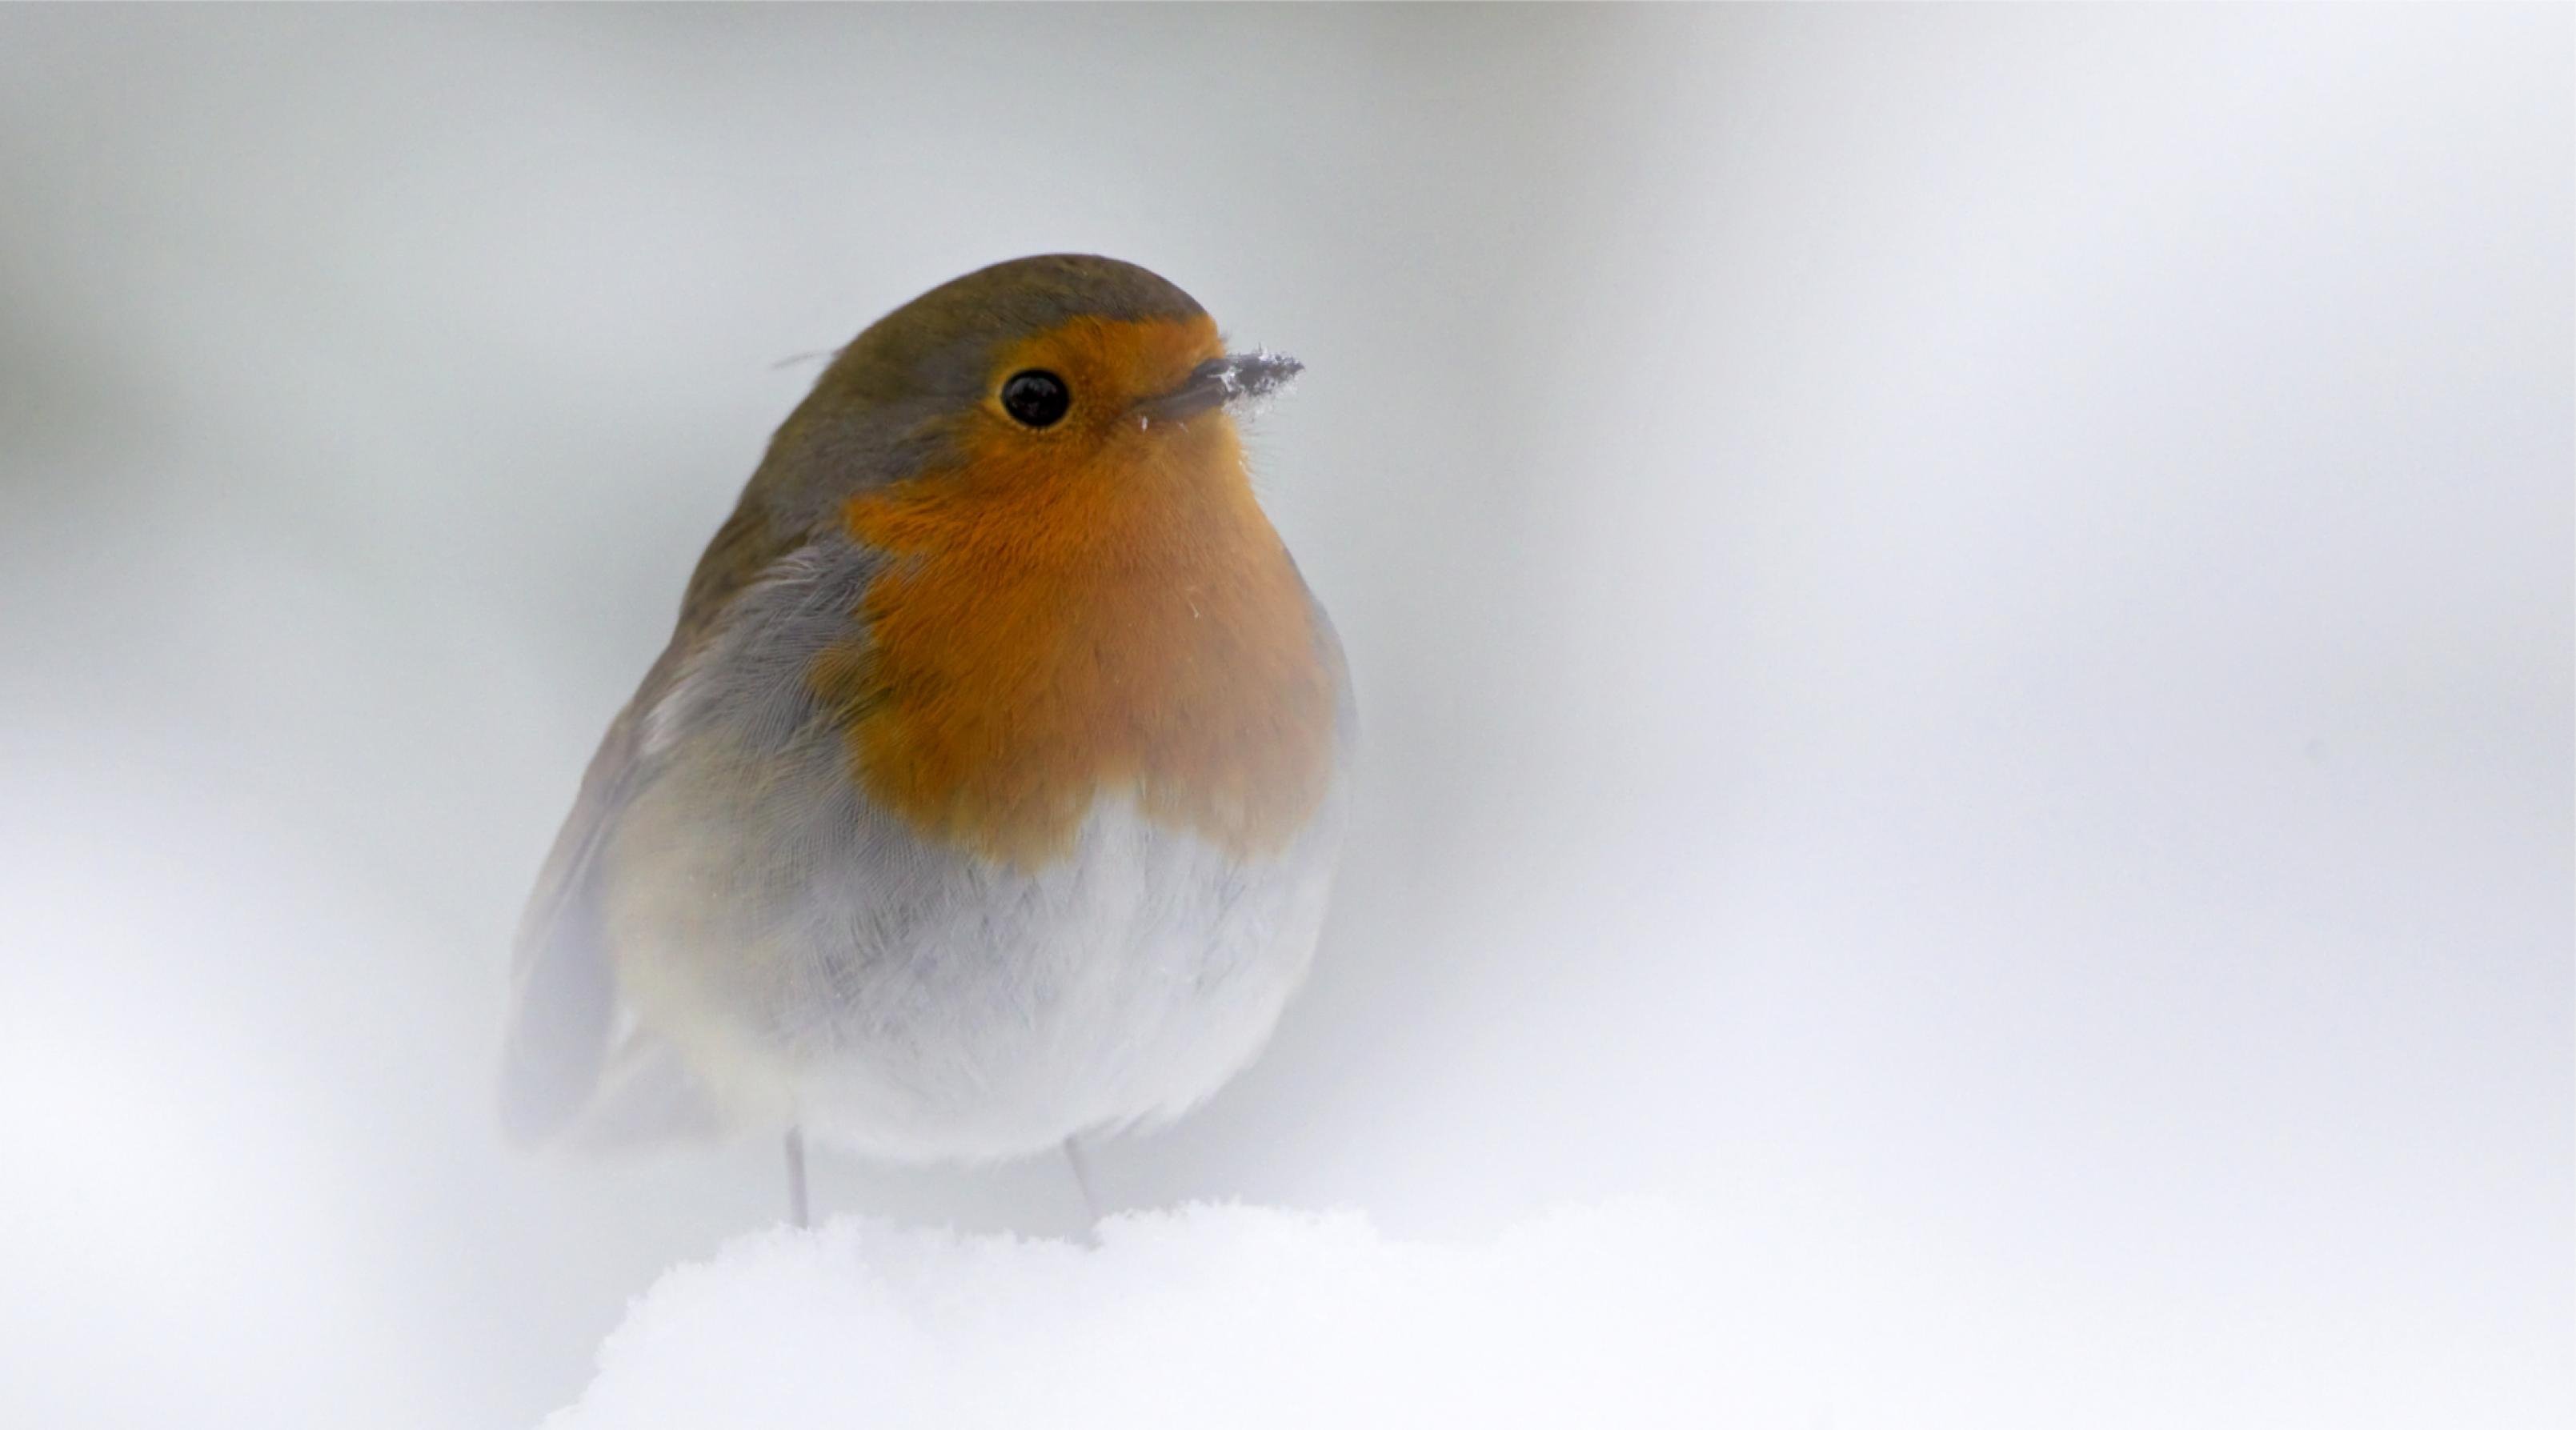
[1062,1136,1102,1232]
[784,1125,811,1230]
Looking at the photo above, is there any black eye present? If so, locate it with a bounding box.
[1000,369,1071,428]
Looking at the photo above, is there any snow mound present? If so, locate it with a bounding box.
[547,1200,1732,1428]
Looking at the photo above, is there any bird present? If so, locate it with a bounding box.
[499,254,1352,1228]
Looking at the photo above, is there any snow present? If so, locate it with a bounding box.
[547,1200,1731,1429]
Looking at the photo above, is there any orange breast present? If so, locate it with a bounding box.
[814,411,1337,869]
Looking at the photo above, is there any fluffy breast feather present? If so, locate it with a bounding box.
[812,411,1340,869]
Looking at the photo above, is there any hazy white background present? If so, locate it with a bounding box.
[1,6,2566,1428]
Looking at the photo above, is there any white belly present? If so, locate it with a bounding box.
[792,795,1340,1160]
[607,765,1343,1164]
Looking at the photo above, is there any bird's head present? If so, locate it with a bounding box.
[762,254,1299,513]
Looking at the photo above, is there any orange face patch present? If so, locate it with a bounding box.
[811,315,1338,869]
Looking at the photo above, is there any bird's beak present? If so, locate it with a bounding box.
[1138,350,1303,423]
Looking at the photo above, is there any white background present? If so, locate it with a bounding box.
[1,8,2566,1428]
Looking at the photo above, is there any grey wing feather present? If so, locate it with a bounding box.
[497,509,848,1146]
[499,469,843,1146]
[497,647,675,1146]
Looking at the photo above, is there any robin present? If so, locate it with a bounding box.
[499,254,1351,1227]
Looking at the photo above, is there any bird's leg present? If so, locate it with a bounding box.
[1062,1136,1102,1236]
[784,1125,811,1230]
